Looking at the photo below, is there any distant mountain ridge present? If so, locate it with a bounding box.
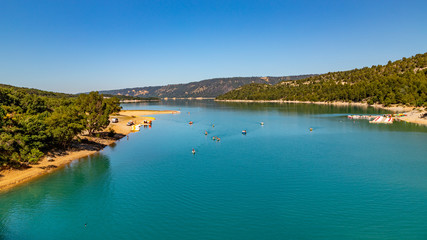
[0,83,158,101]
[98,75,314,98]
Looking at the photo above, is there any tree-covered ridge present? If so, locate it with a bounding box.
[0,83,160,101]
[0,83,75,98]
[217,53,427,107]
[0,88,121,168]
[98,75,315,98]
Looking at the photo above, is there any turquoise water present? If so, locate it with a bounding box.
[1,100,427,239]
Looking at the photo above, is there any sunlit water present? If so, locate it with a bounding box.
[1,100,427,239]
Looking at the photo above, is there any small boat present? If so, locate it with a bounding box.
[192,148,196,154]
[309,128,313,132]
[205,131,208,135]
[189,121,193,125]
[260,122,264,126]
[242,130,247,135]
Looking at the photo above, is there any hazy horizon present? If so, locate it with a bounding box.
[1,0,427,94]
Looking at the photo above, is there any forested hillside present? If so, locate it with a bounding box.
[0,88,120,168]
[0,84,75,98]
[217,53,427,107]
[99,75,314,98]
[0,84,159,101]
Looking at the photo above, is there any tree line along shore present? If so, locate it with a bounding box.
[0,84,178,191]
[0,89,122,169]
[216,52,427,107]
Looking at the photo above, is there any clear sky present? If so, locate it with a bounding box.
[1,0,426,93]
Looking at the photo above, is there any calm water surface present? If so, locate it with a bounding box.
[1,100,427,239]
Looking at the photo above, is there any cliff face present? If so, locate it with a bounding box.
[99,75,314,98]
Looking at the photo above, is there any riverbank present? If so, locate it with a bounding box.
[163,97,216,100]
[0,110,179,193]
[119,99,160,103]
[216,99,427,126]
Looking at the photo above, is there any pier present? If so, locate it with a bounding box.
[348,114,406,124]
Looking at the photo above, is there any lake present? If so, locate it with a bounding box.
[1,100,427,239]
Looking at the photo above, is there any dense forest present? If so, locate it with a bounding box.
[0,84,158,101]
[217,53,427,107]
[0,84,75,98]
[99,75,315,98]
[0,88,121,168]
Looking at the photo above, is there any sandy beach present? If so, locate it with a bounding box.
[109,110,180,134]
[216,99,427,126]
[393,108,427,126]
[0,109,179,193]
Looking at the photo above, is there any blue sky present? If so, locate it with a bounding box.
[1,0,426,93]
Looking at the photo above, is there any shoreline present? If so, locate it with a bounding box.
[216,99,427,126]
[0,109,180,193]
[119,99,160,103]
[163,97,215,100]
[215,99,387,108]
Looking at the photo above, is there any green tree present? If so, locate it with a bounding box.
[76,92,121,136]
[45,105,85,147]
[0,87,122,167]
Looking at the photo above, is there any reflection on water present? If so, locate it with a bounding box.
[125,99,426,132]
[125,99,389,114]
[0,154,112,239]
[108,142,117,150]
[217,101,389,115]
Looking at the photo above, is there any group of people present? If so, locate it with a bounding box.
[211,136,221,141]
[191,122,254,154]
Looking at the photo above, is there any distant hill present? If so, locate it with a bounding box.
[217,53,427,107]
[98,75,314,98]
[0,83,75,98]
[0,84,159,101]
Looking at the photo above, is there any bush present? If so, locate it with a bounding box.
[28,149,44,164]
